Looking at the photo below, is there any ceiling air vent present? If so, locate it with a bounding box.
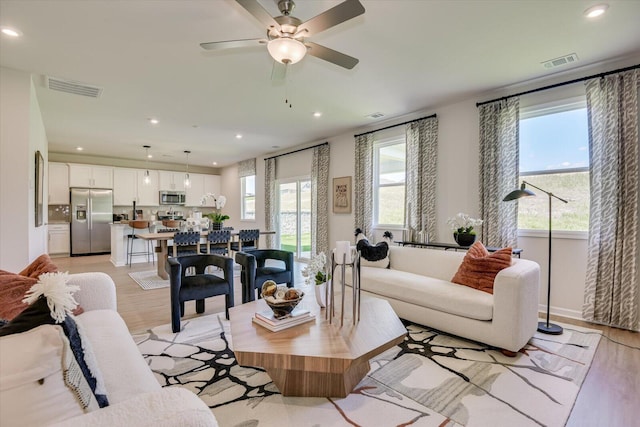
[542,53,579,69]
[46,76,103,98]
[366,112,385,119]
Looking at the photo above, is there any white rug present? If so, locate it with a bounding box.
[128,270,169,290]
[134,314,601,427]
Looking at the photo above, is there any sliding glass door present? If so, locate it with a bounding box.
[278,178,311,260]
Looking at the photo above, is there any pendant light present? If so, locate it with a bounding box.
[143,145,151,185]
[184,150,191,188]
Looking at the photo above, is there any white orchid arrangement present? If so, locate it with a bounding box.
[200,193,227,209]
[447,212,484,235]
[302,252,330,285]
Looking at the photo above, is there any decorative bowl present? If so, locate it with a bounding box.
[261,281,304,319]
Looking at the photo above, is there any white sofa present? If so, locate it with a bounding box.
[0,272,217,427]
[349,245,540,352]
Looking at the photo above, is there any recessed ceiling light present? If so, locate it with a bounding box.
[0,26,22,37]
[313,112,322,117]
[76,147,83,151]
[584,4,608,18]
[147,154,153,158]
[235,134,243,139]
[212,161,218,166]
[149,118,159,125]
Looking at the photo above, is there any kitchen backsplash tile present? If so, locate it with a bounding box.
[48,204,70,222]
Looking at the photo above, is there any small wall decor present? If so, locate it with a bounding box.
[35,150,44,227]
[333,176,352,214]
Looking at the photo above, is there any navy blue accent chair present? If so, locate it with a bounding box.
[235,249,294,303]
[168,254,234,333]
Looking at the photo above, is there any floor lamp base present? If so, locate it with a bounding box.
[537,321,563,335]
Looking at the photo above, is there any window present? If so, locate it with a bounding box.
[518,99,589,231]
[241,175,255,220]
[374,138,406,226]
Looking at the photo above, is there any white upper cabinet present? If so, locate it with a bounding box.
[185,173,205,207]
[136,170,159,206]
[113,168,159,206]
[69,164,113,188]
[159,171,186,191]
[48,162,69,204]
[203,175,221,207]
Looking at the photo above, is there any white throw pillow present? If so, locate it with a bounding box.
[0,324,90,426]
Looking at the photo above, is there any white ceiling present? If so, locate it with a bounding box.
[1,0,639,168]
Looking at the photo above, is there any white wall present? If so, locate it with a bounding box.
[0,67,48,271]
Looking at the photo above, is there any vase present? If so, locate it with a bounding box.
[315,282,327,308]
[454,232,476,247]
[211,222,223,230]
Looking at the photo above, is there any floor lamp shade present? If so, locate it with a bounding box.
[503,181,568,335]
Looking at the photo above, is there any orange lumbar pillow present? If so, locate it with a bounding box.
[451,241,512,294]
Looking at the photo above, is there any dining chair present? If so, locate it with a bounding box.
[235,249,294,303]
[230,229,260,253]
[170,231,201,257]
[202,230,231,256]
[126,220,154,266]
[167,254,234,333]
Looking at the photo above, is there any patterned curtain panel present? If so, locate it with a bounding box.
[583,69,640,331]
[264,158,277,249]
[238,158,256,178]
[405,116,439,241]
[311,144,330,257]
[354,133,375,236]
[478,97,520,248]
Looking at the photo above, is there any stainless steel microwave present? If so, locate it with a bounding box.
[159,191,186,205]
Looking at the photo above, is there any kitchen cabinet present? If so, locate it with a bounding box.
[159,171,186,191]
[185,173,222,207]
[69,164,113,188]
[113,168,159,206]
[48,223,70,255]
[48,162,69,204]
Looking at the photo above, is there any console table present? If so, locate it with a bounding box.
[395,240,522,258]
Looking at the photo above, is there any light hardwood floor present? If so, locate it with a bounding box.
[54,254,639,426]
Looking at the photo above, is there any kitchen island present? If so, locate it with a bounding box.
[109,222,157,266]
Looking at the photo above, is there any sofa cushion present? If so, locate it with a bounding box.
[451,241,512,294]
[78,309,161,404]
[358,267,494,321]
[18,253,59,278]
[0,324,92,426]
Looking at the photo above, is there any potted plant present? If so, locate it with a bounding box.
[205,212,230,230]
[302,252,331,307]
[446,213,483,246]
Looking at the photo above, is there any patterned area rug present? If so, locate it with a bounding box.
[128,270,169,290]
[133,314,600,427]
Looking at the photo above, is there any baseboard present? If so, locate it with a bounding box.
[539,304,584,322]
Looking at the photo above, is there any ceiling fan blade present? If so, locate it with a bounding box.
[305,42,359,69]
[271,61,288,81]
[200,38,266,50]
[297,0,365,37]
[236,0,280,30]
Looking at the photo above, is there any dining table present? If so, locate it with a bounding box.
[136,230,276,280]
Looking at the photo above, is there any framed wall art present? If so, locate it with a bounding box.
[35,150,44,227]
[333,176,352,214]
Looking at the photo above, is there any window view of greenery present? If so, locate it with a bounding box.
[376,141,406,225]
[278,180,311,258]
[519,106,589,231]
[242,175,255,220]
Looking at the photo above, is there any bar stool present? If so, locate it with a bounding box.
[127,220,154,266]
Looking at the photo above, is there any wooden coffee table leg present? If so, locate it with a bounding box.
[266,360,371,398]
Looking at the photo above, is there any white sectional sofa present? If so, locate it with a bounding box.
[0,272,217,427]
[349,245,540,352]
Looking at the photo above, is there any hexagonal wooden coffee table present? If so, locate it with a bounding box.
[229,293,406,397]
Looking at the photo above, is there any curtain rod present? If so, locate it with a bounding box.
[476,63,640,107]
[263,142,328,161]
[354,113,437,138]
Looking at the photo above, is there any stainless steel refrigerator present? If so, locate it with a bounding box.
[71,188,113,255]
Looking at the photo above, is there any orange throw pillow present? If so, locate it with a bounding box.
[0,271,37,320]
[451,241,512,294]
[18,254,58,278]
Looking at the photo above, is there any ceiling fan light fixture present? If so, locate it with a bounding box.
[267,37,307,65]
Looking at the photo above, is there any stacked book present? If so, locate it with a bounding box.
[252,308,315,332]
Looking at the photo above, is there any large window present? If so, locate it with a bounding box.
[241,175,255,220]
[374,138,406,227]
[518,99,589,231]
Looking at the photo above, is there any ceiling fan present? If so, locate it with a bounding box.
[200,0,365,72]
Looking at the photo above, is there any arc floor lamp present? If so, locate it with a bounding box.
[503,181,568,335]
